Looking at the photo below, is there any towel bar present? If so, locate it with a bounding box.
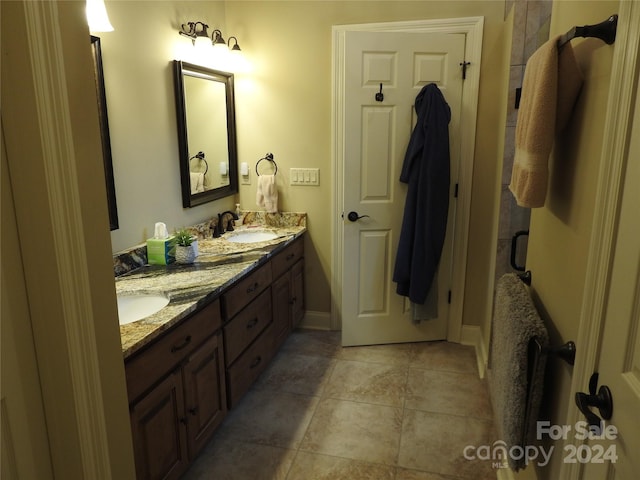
[189,151,208,175]
[546,340,576,365]
[522,338,575,455]
[256,152,278,176]
[532,338,576,366]
[558,14,618,49]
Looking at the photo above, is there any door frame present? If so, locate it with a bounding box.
[330,17,484,340]
[2,1,135,477]
[560,1,640,479]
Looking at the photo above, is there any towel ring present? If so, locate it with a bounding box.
[256,152,278,176]
[189,151,208,175]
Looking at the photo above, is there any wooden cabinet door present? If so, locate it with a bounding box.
[183,334,227,458]
[291,259,305,329]
[271,273,292,349]
[130,370,189,480]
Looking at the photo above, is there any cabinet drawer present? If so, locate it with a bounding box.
[223,263,272,319]
[126,299,221,402]
[271,237,304,279]
[226,323,276,408]
[224,288,272,367]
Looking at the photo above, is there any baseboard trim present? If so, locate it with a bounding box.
[298,310,332,330]
[460,324,488,379]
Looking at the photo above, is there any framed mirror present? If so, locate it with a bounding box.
[90,35,119,230]
[173,61,238,208]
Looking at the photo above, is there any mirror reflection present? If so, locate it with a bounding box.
[173,61,238,208]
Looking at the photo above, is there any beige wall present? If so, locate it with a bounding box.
[104,0,234,254]
[524,1,618,478]
[229,0,508,323]
[481,4,515,350]
[104,0,509,321]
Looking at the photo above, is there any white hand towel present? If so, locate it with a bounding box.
[190,172,205,194]
[256,174,278,213]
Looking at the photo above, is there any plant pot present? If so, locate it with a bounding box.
[175,244,196,264]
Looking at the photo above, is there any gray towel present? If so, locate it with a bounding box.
[488,273,548,471]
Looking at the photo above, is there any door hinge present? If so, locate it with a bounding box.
[460,61,471,80]
[454,183,459,198]
[447,290,452,304]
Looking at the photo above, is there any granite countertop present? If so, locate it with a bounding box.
[117,223,306,359]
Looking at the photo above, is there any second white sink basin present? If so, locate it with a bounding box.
[226,230,279,243]
[117,293,169,325]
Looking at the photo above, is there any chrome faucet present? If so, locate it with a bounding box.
[215,211,239,236]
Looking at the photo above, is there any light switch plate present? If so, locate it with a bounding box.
[290,168,320,186]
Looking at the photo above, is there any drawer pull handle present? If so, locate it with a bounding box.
[171,335,192,353]
[246,317,259,329]
[246,282,259,294]
[289,297,297,305]
[180,417,188,425]
[286,253,295,261]
[189,407,198,416]
[250,356,262,369]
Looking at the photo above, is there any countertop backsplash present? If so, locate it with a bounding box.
[112,211,307,277]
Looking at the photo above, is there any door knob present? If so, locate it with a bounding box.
[575,372,613,432]
[347,211,370,222]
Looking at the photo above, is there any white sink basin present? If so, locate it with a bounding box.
[226,230,279,243]
[117,293,169,325]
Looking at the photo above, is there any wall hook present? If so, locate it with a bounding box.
[375,83,384,102]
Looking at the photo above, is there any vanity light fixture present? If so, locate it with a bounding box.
[86,0,114,32]
[211,29,227,50]
[178,22,242,53]
[228,36,242,53]
[179,21,211,47]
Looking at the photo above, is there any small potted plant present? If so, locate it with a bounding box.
[173,228,197,264]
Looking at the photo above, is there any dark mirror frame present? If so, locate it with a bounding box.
[173,60,239,208]
[90,35,119,230]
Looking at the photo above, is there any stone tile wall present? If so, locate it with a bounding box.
[495,0,553,283]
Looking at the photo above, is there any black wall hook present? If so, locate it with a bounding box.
[375,83,384,102]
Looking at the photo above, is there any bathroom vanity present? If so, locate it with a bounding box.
[116,220,305,479]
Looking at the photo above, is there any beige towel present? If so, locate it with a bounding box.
[509,35,584,208]
[190,172,205,194]
[256,174,278,213]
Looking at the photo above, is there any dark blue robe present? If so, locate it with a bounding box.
[393,83,451,304]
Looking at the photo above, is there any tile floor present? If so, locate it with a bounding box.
[182,329,499,480]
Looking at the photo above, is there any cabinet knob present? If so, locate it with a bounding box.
[250,356,262,369]
[188,407,198,416]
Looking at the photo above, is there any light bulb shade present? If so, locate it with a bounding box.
[211,29,227,46]
[86,0,113,32]
[194,34,211,47]
[228,36,242,52]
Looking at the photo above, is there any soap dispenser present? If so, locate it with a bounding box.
[235,203,245,226]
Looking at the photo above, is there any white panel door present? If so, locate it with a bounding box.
[578,82,640,480]
[342,31,464,346]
